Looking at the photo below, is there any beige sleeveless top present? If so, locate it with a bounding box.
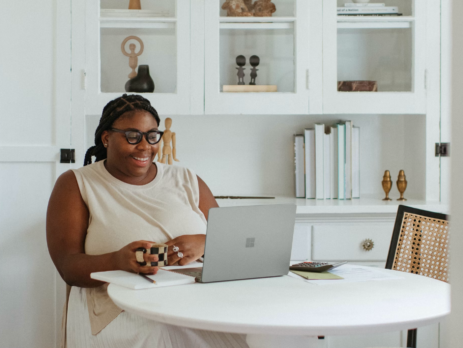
[70,160,207,336]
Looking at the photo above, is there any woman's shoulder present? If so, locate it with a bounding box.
[53,169,80,194]
[72,161,102,175]
[157,162,197,182]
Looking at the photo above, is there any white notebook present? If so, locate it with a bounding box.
[91,269,195,290]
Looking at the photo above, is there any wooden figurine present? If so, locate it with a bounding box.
[252,0,276,17]
[128,0,141,10]
[222,0,253,17]
[382,170,392,201]
[396,170,408,201]
[158,118,179,165]
[121,36,144,79]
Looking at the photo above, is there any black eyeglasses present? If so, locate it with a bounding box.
[110,128,164,145]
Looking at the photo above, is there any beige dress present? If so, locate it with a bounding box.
[63,160,248,348]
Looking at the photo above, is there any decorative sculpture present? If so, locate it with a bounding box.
[244,0,254,11]
[396,170,407,201]
[249,55,259,85]
[158,118,179,165]
[125,65,155,93]
[128,0,141,9]
[236,55,246,85]
[252,0,276,17]
[382,170,392,201]
[121,35,144,79]
[338,81,378,92]
[222,0,253,17]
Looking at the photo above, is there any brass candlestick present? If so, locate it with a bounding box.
[129,0,141,9]
[396,170,407,201]
[382,170,392,201]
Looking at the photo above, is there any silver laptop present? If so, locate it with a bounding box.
[173,204,296,283]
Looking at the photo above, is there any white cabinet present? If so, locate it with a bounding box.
[288,215,443,348]
[78,0,441,117]
[204,0,322,115]
[322,0,429,114]
[84,0,193,115]
[312,223,393,262]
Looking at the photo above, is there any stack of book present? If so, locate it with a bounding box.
[294,121,360,200]
[337,3,402,16]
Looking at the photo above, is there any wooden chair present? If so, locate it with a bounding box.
[385,205,449,348]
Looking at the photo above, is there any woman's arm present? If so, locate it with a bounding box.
[165,175,218,265]
[46,170,159,288]
[197,175,219,219]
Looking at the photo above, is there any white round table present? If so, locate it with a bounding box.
[108,268,450,348]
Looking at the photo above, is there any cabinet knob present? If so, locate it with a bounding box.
[362,239,374,251]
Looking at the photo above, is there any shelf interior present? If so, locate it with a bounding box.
[337,0,414,17]
[219,0,295,17]
[100,28,177,94]
[220,28,295,92]
[100,0,176,15]
[337,27,413,92]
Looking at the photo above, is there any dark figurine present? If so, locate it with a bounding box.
[249,55,260,85]
[236,55,246,85]
[125,65,155,93]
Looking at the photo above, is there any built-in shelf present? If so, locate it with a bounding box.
[337,16,414,29]
[219,16,295,30]
[216,196,448,215]
[100,15,176,29]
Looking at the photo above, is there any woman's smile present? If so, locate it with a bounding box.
[130,154,151,166]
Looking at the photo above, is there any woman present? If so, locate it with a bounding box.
[46,94,248,348]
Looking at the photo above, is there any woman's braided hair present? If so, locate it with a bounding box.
[83,94,160,166]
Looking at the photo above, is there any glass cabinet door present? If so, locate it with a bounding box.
[205,0,321,115]
[85,0,191,115]
[323,0,426,114]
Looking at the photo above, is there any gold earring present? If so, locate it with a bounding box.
[104,144,108,147]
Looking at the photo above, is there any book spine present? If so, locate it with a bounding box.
[330,127,338,199]
[337,124,345,200]
[324,133,331,200]
[352,127,360,199]
[304,129,316,199]
[294,135,305,198]
[345,121,353,200]
[314,124,325,200]
[337,7,398,13]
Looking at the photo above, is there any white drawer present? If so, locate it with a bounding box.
[311,223,394,261]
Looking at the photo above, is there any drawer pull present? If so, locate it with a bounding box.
[362,239,375,251]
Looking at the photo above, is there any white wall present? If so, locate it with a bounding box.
[449,0,463,346]
[85,113,426,199]
[0,0,67,347]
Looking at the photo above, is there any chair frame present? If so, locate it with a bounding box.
[386,205,448,348]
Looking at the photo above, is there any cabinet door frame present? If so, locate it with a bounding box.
[84,0,192,116]
[204,0,316,115]
[322,0,427,114]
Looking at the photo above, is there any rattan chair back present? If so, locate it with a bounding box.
[386,205,449,283]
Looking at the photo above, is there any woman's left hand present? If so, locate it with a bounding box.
[165,234,206,266]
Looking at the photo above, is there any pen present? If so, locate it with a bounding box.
[139,273,156,284]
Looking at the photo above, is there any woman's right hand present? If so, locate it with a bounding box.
[113,241,159,275]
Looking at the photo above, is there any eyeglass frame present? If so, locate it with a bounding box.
[109,128,164,145]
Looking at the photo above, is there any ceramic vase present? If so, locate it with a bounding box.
[125,65,155,93]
